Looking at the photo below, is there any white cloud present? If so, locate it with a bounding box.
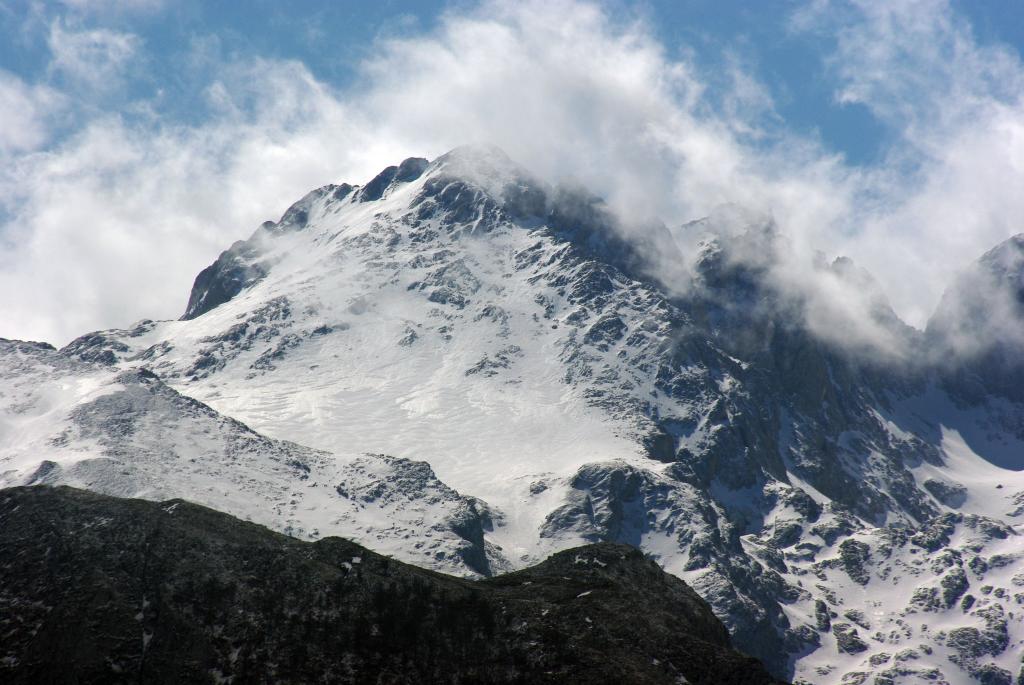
[46,19,140,92]
[793,0,1024,332]
[2,0,1024,357]
[57,0,165,16]
[0,70,65,154]
[0,59,386,343]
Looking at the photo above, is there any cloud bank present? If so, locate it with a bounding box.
[1,0,1023,352]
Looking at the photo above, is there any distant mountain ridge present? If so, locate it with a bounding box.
[4,145,1024,683]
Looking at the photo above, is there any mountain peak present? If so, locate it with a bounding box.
[976,232,1024,289]
[928,232,1024,343]
[409,144,549,224]
[426,144,538,193]
[430,142,516,171]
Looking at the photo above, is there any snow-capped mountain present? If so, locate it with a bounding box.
[4,145,1024,683]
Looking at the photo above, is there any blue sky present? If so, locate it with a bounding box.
[0,0,941,162]
[2,0,1024,345]
[2,0,1018,165]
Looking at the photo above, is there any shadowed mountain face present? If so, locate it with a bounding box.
[0,486,782,685]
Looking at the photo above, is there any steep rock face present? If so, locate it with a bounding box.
[0,486,782,685]
[182,238,270,321]
[6,146,1024,682]
[538,460,800,665]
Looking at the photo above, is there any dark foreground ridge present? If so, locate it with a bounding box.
[0,486,782,684]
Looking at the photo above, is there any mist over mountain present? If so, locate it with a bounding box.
[4,146,1024,683]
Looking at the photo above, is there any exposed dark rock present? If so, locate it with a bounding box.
[941,567,970,608]
[923,478,968,508]
[356,156,428,202]
[395,156,430,183]
[946,613,1010,675]
[910,513,959,552]
[181,237,269,320]
[832,623,868,654]
[910,586,942,612]
[838,539,871,585]
[539,461,797,676]
[814,599,831,632]
[811,512,858,546]
[770,520,805,549]
[976,664,1013,685]
[0,338,55,352]
[60,331,130,364]
[964,514,1013,541]
[842,609,870,630]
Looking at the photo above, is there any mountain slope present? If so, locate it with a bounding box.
[0,485,782,685]
[0,337,503,576]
